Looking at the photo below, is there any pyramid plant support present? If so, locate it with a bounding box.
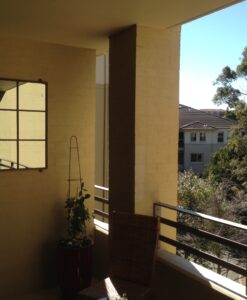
[65,136,91,245]
[68,135,82,199]
[57,136,93,297]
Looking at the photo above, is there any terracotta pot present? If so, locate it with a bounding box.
[57,243,93,297]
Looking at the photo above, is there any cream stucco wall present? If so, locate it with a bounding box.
[0,37,95,298]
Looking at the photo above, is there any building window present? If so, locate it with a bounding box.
[190,132,196,142]
[200,132,206,142]
[191,153,203,162]
[218,132,224,143]
[0,78,47,170]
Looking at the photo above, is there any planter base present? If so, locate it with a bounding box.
[57,244,93,296]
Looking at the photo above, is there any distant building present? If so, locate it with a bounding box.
[199,108,225,117]
[179,105,236,174]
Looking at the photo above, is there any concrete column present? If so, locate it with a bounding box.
[109,26,136,213]
[109,25,180,218]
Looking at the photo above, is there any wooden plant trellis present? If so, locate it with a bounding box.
[68,135,82,199]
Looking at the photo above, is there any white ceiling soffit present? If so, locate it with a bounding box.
[0,0,242,52]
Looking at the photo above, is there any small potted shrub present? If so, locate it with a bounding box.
[57,181,93,298]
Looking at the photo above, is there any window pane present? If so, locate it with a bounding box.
[191,132,196,142]
[0,141,17,169]
[0,80,17,109]
[200,132,206,141]
[19,141,46,168]
[19,112,45,139]
[0,111,17,139]
[218,132,224,142]
[191,154,196,162]
[19,82,46,111]
[191,153,203,162]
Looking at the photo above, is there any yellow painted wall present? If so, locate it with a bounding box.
[108,25,179,252]
[0,37,95,298]
[109,27,136,213]
[135,26,180,213]
[135,26,180,252]
[109,24,180,218]
[96,55,109,189]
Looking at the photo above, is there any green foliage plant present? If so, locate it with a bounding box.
[208,45,247,200]
[177,170,213,266]
[177,171,247,274]
[178,170,212,212]
[213,47,247,111]
[60,181,91,247]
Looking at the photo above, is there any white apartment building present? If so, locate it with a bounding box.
[179,105,236,174]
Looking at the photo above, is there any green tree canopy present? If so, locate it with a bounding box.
[207,46,247,197]
[213,47,247,111]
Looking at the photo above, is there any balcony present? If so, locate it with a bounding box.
[0,1,244,299]
[5,184,246,300]
[94,185,247,300]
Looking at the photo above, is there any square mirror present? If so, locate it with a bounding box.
[0,78,47,171]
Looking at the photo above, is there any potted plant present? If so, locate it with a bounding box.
[57,181,93,298]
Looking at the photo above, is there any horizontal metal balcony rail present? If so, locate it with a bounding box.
[153,202,247,294]
[92,190,247,291]
[94,185,109,220]
[95,184,109,192]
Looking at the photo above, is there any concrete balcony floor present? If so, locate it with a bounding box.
[7,288,60,300]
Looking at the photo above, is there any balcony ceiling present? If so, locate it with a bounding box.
[0,0,241,52]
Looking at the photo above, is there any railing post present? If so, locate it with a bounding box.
[102,189,106,223]
[153,203,161,249]
[94,185,109,222]
[153,202,161,218]
[154,201,247,292]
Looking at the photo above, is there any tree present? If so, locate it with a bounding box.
[178,170,211,212]
[178,171,247,277]
[208,46,247,197]
[213,47,247,111]
[206,135,247,193]
[178,47,247,280]
[177,171,214,266]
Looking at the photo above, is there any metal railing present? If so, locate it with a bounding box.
[0,158,29,170]
[94,185,109,222]
[92,188,247,293]
[153,202,247,294]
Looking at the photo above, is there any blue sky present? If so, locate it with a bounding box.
[180,0,247,109]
